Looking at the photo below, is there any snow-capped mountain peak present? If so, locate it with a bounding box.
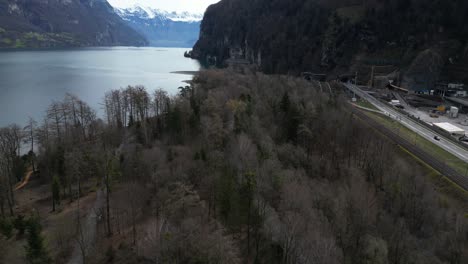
[114,5,203,22]
[166,11,203,22]
[111,4,202,48]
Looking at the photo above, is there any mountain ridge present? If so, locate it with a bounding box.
[193,0,468,88]
[114,6,202,48]
[0,0,147,48]
[115,5,203,22]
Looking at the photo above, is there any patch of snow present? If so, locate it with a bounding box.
[8,3,20,14]
[114,5,203,23]
[166,11,203,22]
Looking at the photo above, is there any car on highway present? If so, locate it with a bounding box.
[434,136,441,141]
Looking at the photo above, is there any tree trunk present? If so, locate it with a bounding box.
[247,197,251,256]
[69,178,73,202]
[0,197,5,218]
[6,191,14,216]
[7,165,15,216]
[78,179,82,198]
[106,174,112,236]
[30,128,36,172]
[132,207,136,246]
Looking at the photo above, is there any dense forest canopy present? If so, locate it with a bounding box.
[0,70,466,263]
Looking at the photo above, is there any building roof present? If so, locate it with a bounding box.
[446,97,468,107]
[433,122,465,134]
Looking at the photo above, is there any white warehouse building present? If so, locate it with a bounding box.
[433,122,465,136]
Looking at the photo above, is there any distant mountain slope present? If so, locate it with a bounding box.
[114,6,202,48]
[193,0,468,85]
[0,0,147,48]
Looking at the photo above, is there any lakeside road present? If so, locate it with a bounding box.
[343,82,468,163]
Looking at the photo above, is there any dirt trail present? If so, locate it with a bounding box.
[15,169,33,191]
[67,189,105,264]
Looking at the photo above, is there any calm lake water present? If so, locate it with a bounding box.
[0,47,200,127]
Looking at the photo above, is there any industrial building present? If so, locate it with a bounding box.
[446,97,468,113]
[433,122,465,136]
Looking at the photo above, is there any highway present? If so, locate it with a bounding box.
[343,82,468,163]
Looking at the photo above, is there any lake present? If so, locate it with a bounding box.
[0,47,201,127]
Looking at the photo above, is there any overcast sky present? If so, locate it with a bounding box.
[107,0,220,13]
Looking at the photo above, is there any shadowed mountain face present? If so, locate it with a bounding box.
[0,0,148,48]
[114,7,202,48]
[193,0,468,83]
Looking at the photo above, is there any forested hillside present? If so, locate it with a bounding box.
[1,70,466,263]
[193,0,468,81]
[0,0,147,48]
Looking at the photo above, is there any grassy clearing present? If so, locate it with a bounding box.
[398,146,468,207]
[14,39,25,48]
[0,32,80,48]
[365,111,468,175]
[24,32,46,41]
[356,99,379,111]
[1,38,12,45]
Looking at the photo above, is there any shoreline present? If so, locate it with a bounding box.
[171,71,200,75]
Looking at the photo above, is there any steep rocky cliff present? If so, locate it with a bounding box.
[0,0,147,48]
[193,0,468,85]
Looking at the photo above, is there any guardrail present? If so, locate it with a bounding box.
[343,83,468,152]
